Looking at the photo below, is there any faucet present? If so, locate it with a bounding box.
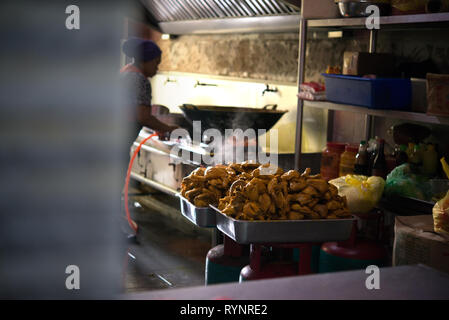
[262,84,278,96]
[164,77,177,85]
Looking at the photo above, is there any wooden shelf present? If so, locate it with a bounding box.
[307,12,449,28]
[303,100,449,126]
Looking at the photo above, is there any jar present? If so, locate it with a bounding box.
[339,144,358,176]
[320,142,346,181]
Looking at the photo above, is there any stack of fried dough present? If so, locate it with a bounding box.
[180,161,260,207]
[182,162,351,221]
[218,164,351,221]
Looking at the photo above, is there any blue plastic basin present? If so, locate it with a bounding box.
[322,74,412,110]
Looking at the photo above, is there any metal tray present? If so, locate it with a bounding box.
[178,195,217,228]
[211,206,355,244]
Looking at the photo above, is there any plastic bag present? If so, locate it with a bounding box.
[329,175,385,214]
[384,163,431,200]
[433,190,449,238]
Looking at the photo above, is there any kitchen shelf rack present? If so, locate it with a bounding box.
[307,12,449,28]
[303,100,449,126]
[294,12,449,169]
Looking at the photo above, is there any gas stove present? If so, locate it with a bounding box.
[129,127,207,196]
[129,127,262,196]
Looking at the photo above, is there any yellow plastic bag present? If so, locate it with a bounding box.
[329,175,385,214]
[433,190,449,238]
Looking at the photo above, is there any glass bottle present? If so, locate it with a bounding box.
[354,140,368,175]
[395,144,408,166]
[367,138,379,176]
[372,139,387,179]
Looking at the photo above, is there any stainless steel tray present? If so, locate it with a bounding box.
[178,195,216,228]
[211,206,355,244]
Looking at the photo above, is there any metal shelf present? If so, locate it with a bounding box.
[294,12,449,169]
[307,12,449,28]
[303,100,449,126]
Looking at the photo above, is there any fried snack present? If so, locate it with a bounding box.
[281,170,301,181]
[252,163,283,180]
[241,160,261,171]
[313,204,328,218]
[217,165,351,221]
[204,166,228,180]
[307,179,329,194]
[289,179,307,192]
[302,185,319,197]
[288,211,304,220]
[182,164,351,220]
[181,164,239,207]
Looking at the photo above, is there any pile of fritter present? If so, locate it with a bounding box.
[181,162,351,221]
[180,161,259,207]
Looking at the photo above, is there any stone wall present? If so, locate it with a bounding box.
[157,33,300,83]
[156,28,449,84]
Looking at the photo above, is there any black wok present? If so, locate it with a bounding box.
[179,104,287,133]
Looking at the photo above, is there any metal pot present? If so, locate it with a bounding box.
[179,104,287,133]
[337,0,391,17]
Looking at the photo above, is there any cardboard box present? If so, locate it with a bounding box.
[343,52,396,77]
[393,215,449,275]
[411,78,428,113]
[426,73,449,116]
[301,0,340,19]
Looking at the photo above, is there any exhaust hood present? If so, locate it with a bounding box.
[139,0,301,34]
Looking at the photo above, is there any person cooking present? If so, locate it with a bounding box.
[119,37,176,241]
[120,37,177,153]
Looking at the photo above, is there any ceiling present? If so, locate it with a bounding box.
[141,0,300,22]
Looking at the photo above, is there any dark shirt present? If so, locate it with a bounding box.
[120,68,152,143]
[120,70,152,107]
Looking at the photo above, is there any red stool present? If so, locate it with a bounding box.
[239,242,319,282]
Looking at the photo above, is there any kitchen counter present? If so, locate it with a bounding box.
[125,264,449,300]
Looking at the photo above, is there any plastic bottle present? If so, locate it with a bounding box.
[422,144,438,176]
[339,144,358,176]
[354,140,368,175]
[372,139,387,179]
[320,142,346,181]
